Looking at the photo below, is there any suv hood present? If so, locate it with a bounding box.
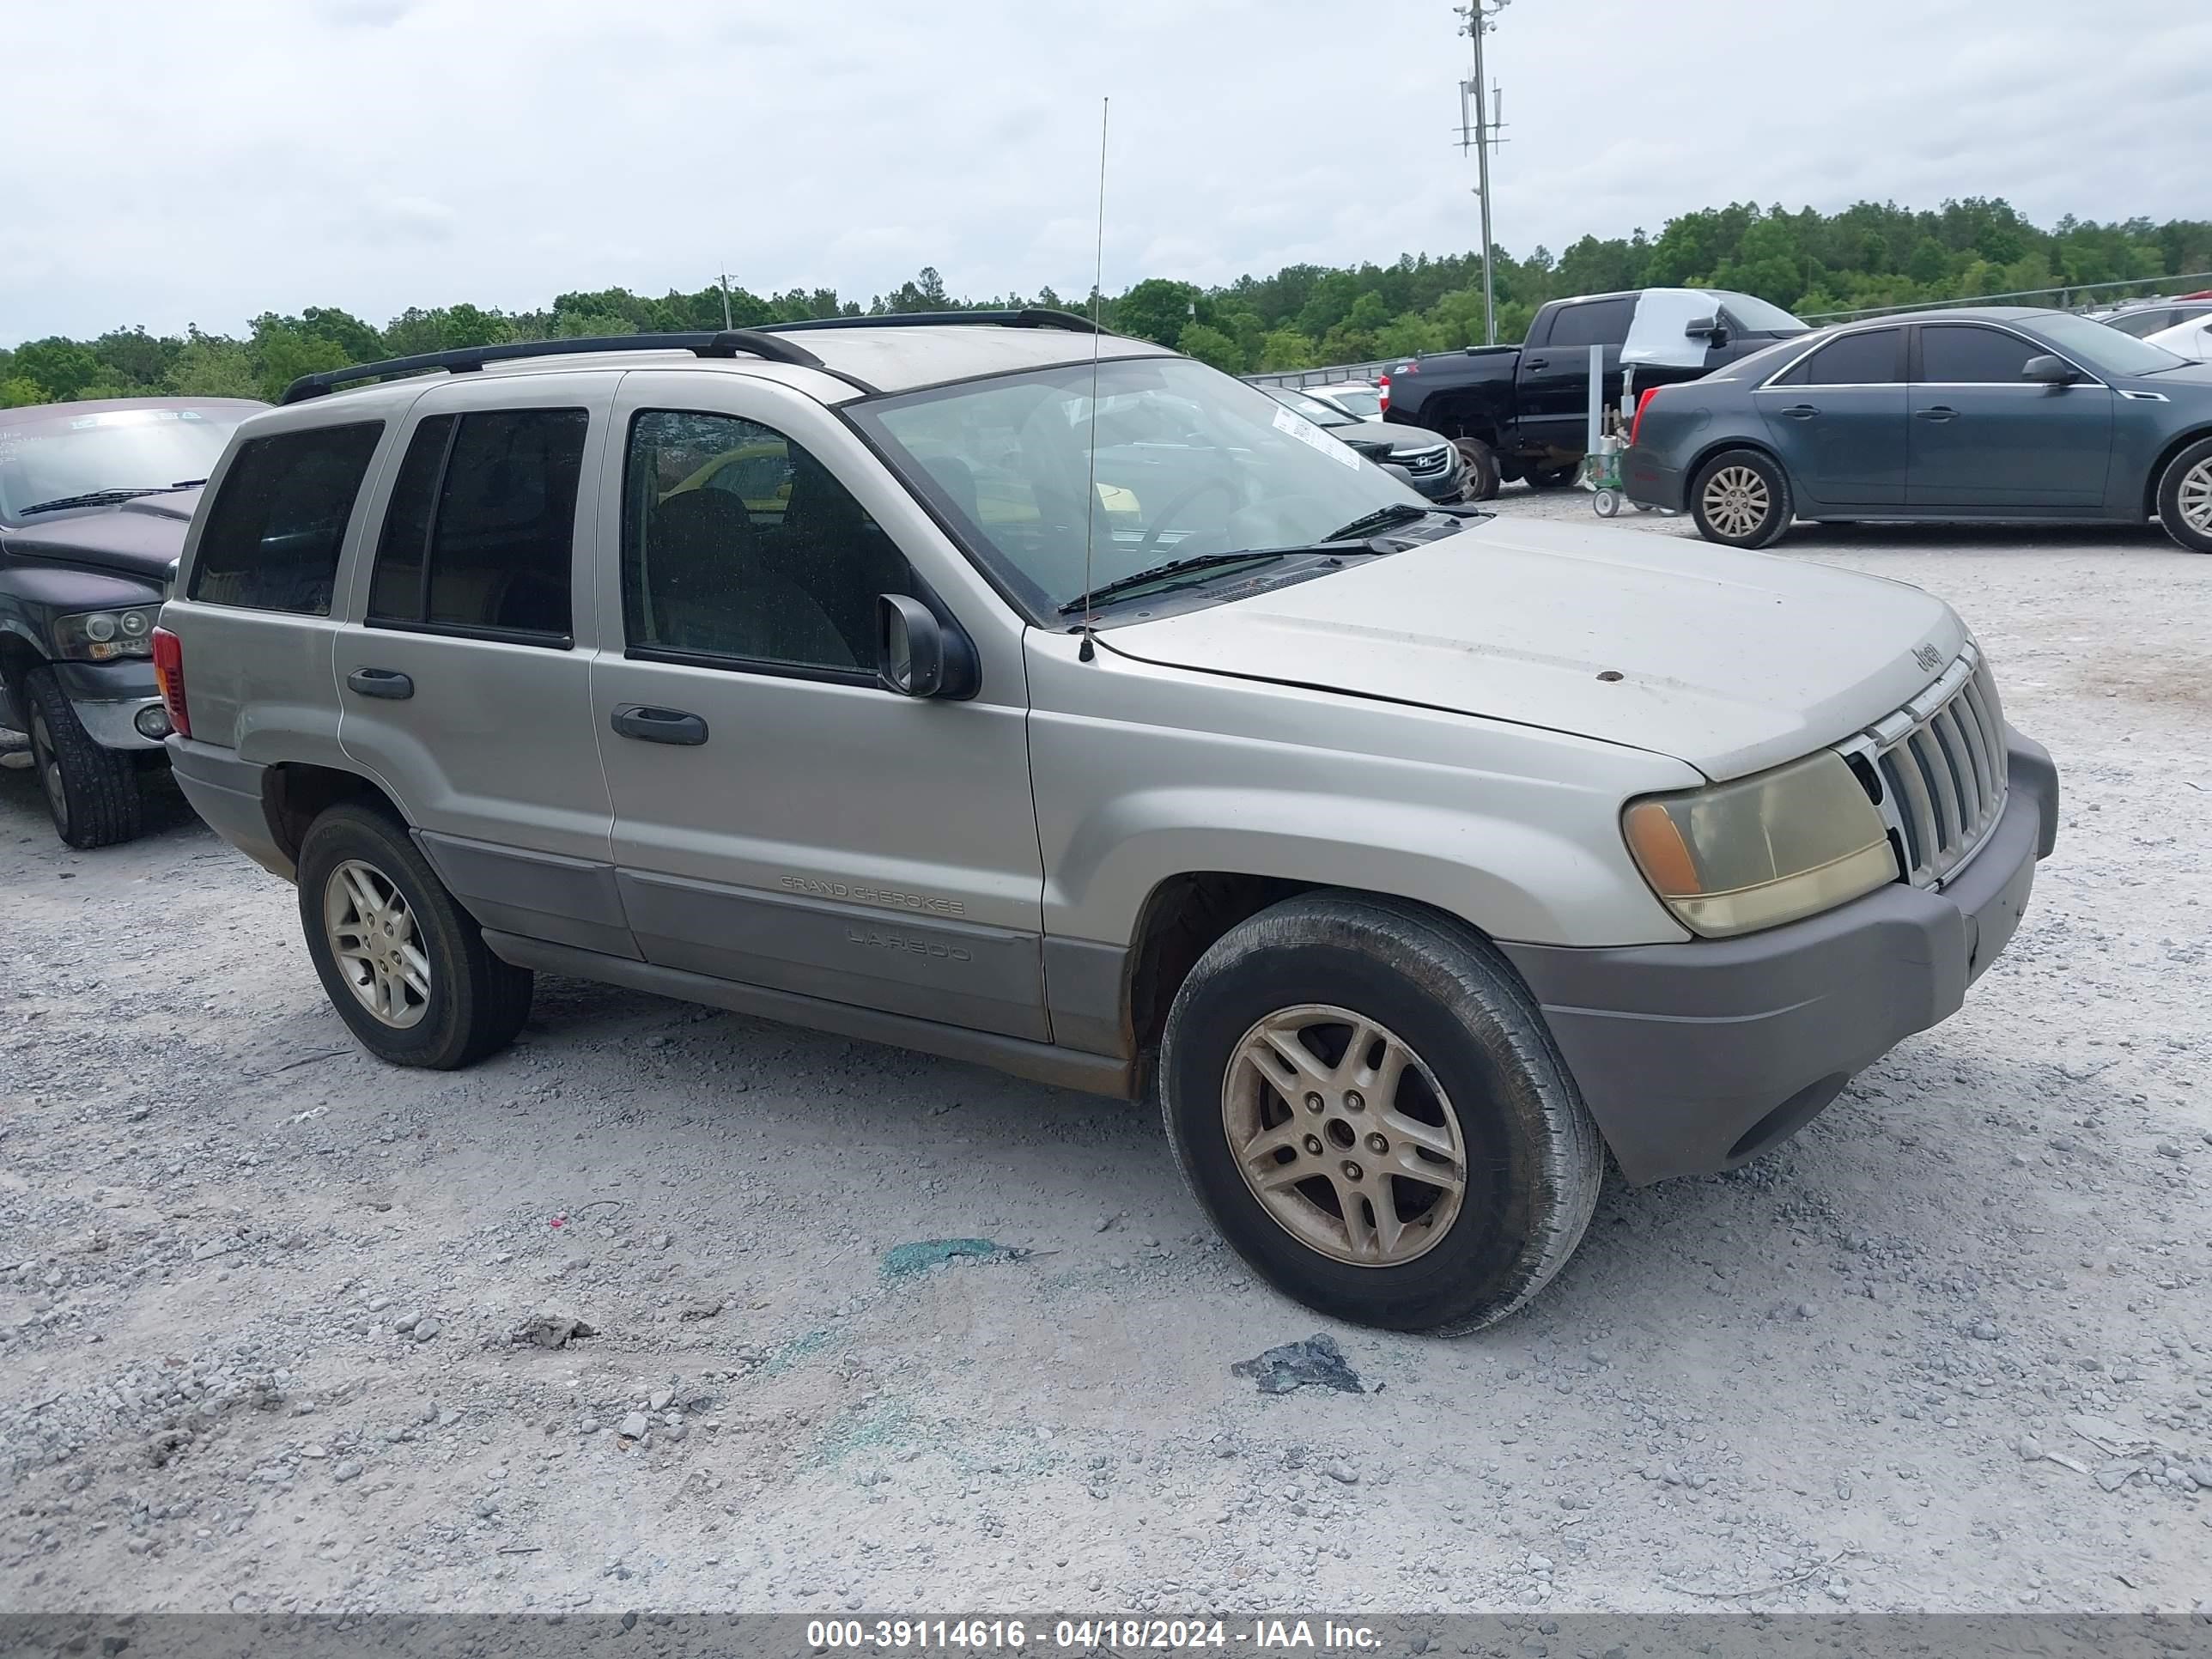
[3,490,199,585]
[1108,514,1965,781]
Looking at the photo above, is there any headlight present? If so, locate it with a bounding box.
[52,606,162,662]
[1622,749,1899,938]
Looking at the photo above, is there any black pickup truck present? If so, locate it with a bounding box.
[1379,287,1811,496]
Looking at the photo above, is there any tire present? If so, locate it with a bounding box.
[1158,891,1603,1334]
[21,665,143,848]
[1594,489,1621,518]
[1523,465,1578,489]
[1451,437,1501,502]
[1689,447,1794,549]
[295,802,533,1069]
[2154,435,2212,554]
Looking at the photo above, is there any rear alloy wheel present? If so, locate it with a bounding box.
[1159,892,1603,1334]
[1452,437,1501,501]
[2154,436,2212,553]
[1690,448,1794,549]
[297,803,532,1068]
[21,665,143,848]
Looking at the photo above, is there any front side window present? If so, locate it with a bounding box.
[854,355,1438,621]
[1918,325,2039,385]
[1547,297,1636,349]
[623,410,914,674]
[367,408,586,643]
[1709,291,1811,335]
[188,422,383,615]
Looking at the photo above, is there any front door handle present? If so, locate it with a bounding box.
[1915,405,1960,422]
[611,704,708,746]
[1522,356,1550,370]
[346,667,413,700]
[1782,404,1820,419]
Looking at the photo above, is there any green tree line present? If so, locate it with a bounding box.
[6,197,2210,407]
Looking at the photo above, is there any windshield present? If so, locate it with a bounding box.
[858,356,1430,619]
[2033,313,2188,377]
[1710,290,1811,335]
[0,405,251,520]
[1267,386,1358,427]
[1318,385,1382,419]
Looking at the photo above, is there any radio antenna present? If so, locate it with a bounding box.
[1076,94,1109,662]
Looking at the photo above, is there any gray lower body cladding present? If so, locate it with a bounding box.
[1501,729,2057,1185]
[167,738,293,878]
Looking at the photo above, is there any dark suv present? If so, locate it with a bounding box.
[0,397,262,846]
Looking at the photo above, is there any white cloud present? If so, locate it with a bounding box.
[1,0,2205,344]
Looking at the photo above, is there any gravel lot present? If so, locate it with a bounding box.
[3,490,2209,1620]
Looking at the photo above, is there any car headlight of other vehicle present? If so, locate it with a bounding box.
[52,605,162,662]
[1621,749,1898,938]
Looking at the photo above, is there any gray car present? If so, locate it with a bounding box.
[155,316,2055,1334]
[1624,307,2212,553]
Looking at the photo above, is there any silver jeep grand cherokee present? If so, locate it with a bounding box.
[155,313,2057,1334]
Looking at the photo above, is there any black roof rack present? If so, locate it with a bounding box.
[761,307,1103,336]
[277,327,860,405]
[276,308,1106,405]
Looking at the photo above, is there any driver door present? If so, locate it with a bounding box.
[586,370,1049,1040]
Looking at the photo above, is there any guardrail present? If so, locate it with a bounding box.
[1242,360,1400,390]
[1801,271,2212,322]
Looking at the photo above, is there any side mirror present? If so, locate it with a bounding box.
[1684,315,1718,338]
[2022,354,2081,385]
[876,593,978,699]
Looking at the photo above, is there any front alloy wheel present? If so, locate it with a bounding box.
[1224,1004,1466,1266]
[2157,438,2212,553]
[324,857,432,1029]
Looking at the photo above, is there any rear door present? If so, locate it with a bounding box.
[1753,326,1908,506]
[586,371,1048,1040]
[1906,323,2112,507]
[334,374,635,958]
[1515,295,1635,455]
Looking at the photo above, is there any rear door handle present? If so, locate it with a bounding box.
[1522,356,1549,370]
[346,667,413,700]
[1915,405,1959,422]
[611,704,708,746]
[1782,404,1820,419]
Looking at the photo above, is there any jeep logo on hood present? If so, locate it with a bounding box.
[1912,643,1943,672]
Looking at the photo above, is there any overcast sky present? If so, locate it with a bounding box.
[4,0,2208,346]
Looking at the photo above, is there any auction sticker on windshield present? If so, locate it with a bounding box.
[1271,404,1361,468]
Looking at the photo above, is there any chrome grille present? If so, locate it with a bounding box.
[1398,445,1453,477]
[1849,645,2008,888]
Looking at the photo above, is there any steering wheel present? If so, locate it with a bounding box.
[1135,477,1240,554]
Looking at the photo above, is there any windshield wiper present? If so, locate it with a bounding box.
[1322,501,1435,541]
[1059,550,1297,614]
[18,488,170,515]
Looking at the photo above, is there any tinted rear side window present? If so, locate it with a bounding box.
[367,408,586,644]
[1546,297,1635,349]
[188,422,383,615]
[1919,325,2039,384]
[1798,328,1904,386]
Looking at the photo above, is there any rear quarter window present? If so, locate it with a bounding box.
[188,422,383,615]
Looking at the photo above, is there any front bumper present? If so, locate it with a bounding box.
[1621,447,1687,513]
[1500,728,2057,1185]
[51,659,167,751]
